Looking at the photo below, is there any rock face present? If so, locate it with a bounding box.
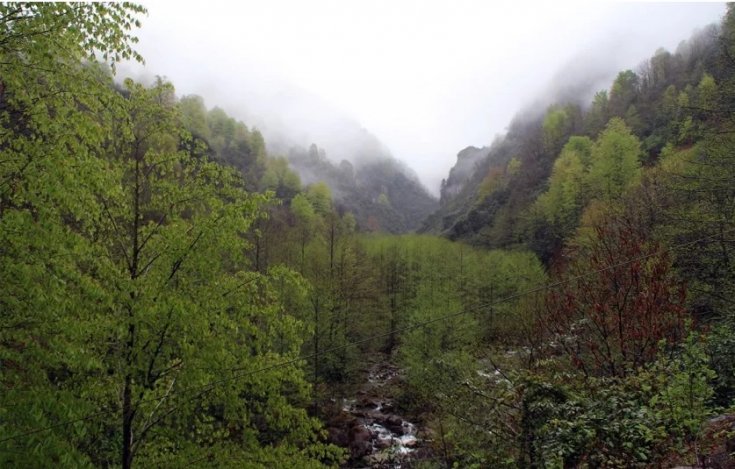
[439,146,490,202]
[325,359,426,467]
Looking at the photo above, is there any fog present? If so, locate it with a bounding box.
[122,1,726,195]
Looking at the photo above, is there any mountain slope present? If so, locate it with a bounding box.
[422,23,722,263]
[288,144,438,233]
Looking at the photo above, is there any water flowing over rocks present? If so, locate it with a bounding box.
[325,359,430,468]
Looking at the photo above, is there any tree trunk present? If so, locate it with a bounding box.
[122,373,134,469]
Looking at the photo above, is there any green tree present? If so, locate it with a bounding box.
[291,193,317,273]
[0,3,147,465]
[306,182,333,215]
[649,333,716,450]
[0,6,342,464]
[586,118,642,201]
[178,94,211,141]
[609,70,639,117]
[584,90,609,136]
[697,73,717,110]
[659,9,735,324]
[2,75,342,467]
[261,157,302,200]
[533,136,592,240]
[542,105,574,151]
[205,107,266,189]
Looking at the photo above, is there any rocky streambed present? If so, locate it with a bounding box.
[325,360,430,468]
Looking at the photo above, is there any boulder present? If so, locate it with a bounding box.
[348,424,372,459]
[383,415,404,435]
[380,401,395,413]
[327,427,348,447]
[358,396,379,408]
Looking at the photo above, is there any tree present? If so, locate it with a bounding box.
[0,6,342,463]
[306,182,333,215]
[204,107,266,189]
[1,3,148,465]
[178,95,211,141]
[2,75,342,467]
[649,333,716,451]
[539,217,688,378]
[609,70,640,117]
[584,90,609,137]
[95,78,275,468]
[660,9,735,322]
[697,73,717,110]
[261,157,301,200]
[542,105,574,151]
[533,136,592,242]
[0,2,147,235]
[586,118,642,201]
[291,193,317,273]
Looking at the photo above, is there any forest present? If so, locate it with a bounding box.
[2,2,735,468]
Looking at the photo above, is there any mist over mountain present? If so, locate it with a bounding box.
[9,3,735,468]
[123,3,724,198]
[423,20,723,262]
[286,143,437,233]
[117,63,438,233]
[241,86,393,165]
[238,85,439,232]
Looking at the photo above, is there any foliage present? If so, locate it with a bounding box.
[708,322,735,406]
[586,117,642,201]
[532,136,592,241]
[648,333,716,449]
[540,216,687,378]
[287,144,438,234]
[4,3,735,468]
[306,182,333,216]
[542,106,574,151]
[0,5,344,467]
[609,70,640,117]
[520,377,658,468]
[261,157,301,200]
[391,9,735,468]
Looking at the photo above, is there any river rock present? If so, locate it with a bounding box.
[348,425,372,459]
[327,426,348,447]
[326,411,356,429]
[402,435,418,447]
[384,415,404,435]
[358,396,379,408]
[374,434,393,450]
[380,401,395,413]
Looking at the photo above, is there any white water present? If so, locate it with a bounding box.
[341,360,423,467]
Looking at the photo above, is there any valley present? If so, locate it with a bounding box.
[2,3,735,468]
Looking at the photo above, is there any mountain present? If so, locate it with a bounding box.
[287,143,437,233]
[175,92,437,234]
[251,88,439,233]
[421,23,722,263]
[223,80,439,233]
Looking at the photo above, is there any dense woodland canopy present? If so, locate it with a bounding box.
[2,2,735,468]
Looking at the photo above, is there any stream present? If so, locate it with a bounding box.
[325,359,430,468]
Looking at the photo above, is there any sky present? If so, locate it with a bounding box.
[124,1,727,195]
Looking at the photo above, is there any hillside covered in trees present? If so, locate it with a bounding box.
[286,143,437,233]
[2,3,735,468]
